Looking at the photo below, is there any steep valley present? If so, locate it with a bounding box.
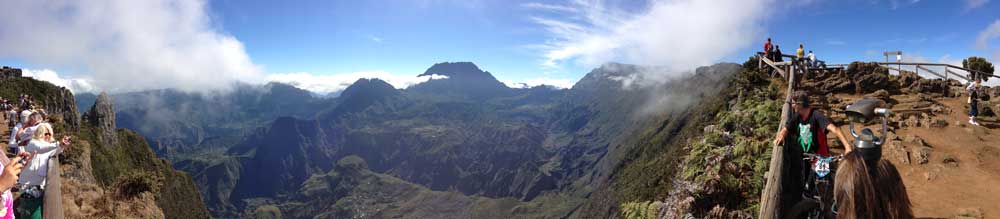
[97,61,739,218]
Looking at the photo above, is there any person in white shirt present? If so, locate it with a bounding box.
[13,113,41,152]
[15,123,70,218]
[7,111,34,153]
[807,50,817,68]
[967,78,982,126]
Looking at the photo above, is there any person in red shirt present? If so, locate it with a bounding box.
[764,38,773,60]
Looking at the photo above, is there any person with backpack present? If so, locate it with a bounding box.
[772,92,854,215]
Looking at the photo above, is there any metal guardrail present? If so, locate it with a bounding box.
[42,156,63,219]
[826,61,997,81]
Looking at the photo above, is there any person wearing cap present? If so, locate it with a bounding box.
[773,91,853,154]
[772,91,853,213]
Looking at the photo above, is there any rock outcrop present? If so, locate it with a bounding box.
[86,92,118,147]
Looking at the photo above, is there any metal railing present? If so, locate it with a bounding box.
[825,61,998,81]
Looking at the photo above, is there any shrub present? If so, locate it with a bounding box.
[963,56,995,81]
[113,171,164,200]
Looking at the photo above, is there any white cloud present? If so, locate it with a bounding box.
[977,20,1000,49]
[266,72,448,94]
[371,36,384,43]
[526,0,770,76]
[0,0,264,94]
[501,77,575,89]
[21,69,97,94]
[520,2,580,13]
[965,0,989,10]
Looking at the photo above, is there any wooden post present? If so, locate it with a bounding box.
[42,157,63,219]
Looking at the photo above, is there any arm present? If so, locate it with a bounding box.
[827,123,852,154]
[28,140,61,154]
[0,152,30,192]
[773,127,788,146]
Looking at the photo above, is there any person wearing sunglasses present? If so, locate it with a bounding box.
[14,123,71,219]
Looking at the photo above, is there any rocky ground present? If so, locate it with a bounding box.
[808,63,1000,219]
[620,61,1000,219]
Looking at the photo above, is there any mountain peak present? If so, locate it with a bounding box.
[418,62,495,80]
[340,78,397,99]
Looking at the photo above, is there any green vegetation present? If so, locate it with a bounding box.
[615,57,783,217]
[0,77,209,219]
[253,205,282,219]
[0,77,71,105]
[963,56,995,81]
[113,171,165,200]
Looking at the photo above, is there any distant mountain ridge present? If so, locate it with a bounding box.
[84,61,740,218]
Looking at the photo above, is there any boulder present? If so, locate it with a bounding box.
[864,89,892,104]
[904,115,920,128]
[855,73,892,94]
[912,79,950,96]
[896,71,920,87]
[911,146,932,165]
[902,134,929,147]
[928,119,948,128]
[886,140,910,165]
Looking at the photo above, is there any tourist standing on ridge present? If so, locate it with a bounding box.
[15,123,71,219]
[796,44,805,63]
[968,78,982,126]
[764,38,774,60]
[808,50,816,68]
[774,45,784,62]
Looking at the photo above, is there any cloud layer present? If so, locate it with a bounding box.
[21,69,97,93]
[527,0,770,74]
[266,72,449,95]
[0,0,264,93]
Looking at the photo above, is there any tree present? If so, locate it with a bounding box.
[962,56,995,81]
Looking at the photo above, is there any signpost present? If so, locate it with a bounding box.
[884,51,903,73]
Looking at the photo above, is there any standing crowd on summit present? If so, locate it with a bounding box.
[0,94,72,219]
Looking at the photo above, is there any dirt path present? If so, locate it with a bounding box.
[829,93,1000,218]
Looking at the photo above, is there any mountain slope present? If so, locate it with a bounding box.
[89,61,742,218]
[0,76,209,219]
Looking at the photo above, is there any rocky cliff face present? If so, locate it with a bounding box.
[86,92,118,147]
[1,75,209,219]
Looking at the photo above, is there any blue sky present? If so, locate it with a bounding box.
[1,0,999,93]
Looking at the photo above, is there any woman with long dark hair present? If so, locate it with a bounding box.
[834,151,914,219]
[873,159,914,219]
[833,152,881,219]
